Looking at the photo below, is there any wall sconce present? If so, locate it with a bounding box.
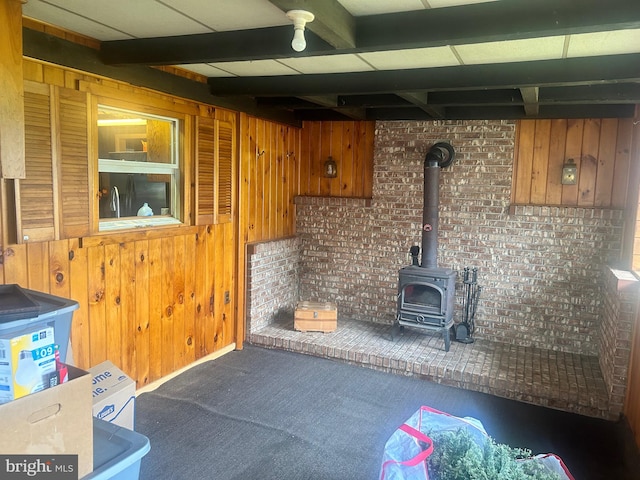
[286,10,314,52]
[324,157,337,178]
[561,158,577,185]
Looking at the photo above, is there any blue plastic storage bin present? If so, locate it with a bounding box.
[0,286,78,362]
[83,418,150,480]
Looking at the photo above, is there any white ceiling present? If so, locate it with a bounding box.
[22,0,640,78]
[20,0,640,121]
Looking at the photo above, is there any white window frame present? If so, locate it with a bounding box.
[97,105,182,232]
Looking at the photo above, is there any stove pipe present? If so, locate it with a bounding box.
[421,142,455,268]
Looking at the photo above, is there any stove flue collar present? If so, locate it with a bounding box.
[425,142,455,168]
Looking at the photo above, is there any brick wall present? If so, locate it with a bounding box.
[246,237,300,334]
[600,268,638,415]
[296,120,625,356]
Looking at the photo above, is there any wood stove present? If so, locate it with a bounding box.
[397,265,456,351]
[396,143,456,351]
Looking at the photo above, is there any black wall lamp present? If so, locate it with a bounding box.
[561,158,577,185]
[324,156,337,178]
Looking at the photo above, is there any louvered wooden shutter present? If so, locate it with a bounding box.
[216,120,233,223]
[58,87,90,238]
[195,117,235,225]
[196,116,215,225]
[17,83,90,243]
[18,81,56,242]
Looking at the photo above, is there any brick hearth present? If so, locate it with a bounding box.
[248,316,612,420]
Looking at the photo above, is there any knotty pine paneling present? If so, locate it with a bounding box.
[0,0,25,179]
[299,120,375,198]
[236,114,300,346]
[0,58,239,387]
[0,227,233,387]
[513,118,633,208]
[239,113,300,245]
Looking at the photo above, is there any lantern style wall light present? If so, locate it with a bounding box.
[561,158,577,185]
[286,10,314,52]
[324,156,337,178]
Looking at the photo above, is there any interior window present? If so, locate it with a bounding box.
[97,105,181,231]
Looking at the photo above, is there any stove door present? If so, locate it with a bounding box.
[400,282,445,316]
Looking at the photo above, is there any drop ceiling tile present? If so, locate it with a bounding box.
[181,64,236,77]
[22,0,132,40]
[427,0,498,7]
[33,0,211,39]
[208,60,300,77]
[339,0,426,16]
[279,54,374,74]
[359,46,460,70]
[339,0,496,15]
[160,0,288,31]
[456,36,566,64]
[567,29,640,57]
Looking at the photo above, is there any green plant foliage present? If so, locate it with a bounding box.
[426,428,562,480]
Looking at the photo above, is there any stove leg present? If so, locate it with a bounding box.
[391,323,403,341]
[444,328,450,352]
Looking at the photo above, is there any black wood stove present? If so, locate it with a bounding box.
[396,143,456,351]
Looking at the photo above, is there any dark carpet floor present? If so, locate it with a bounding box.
[135,345,640,480]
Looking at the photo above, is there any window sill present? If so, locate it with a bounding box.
[82,221,203,248]
[98,216,182,232]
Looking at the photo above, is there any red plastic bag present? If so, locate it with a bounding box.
[379,406,574,480]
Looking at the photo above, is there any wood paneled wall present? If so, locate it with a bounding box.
[299,120,375,198]
[0,58,238,388]
[0,0,25,179]
[0,227,233,387]
[628,295,640,448]
[239,113,300,245]
[235,117,376,342]
[235,114,300,344]
[513,118,633,208]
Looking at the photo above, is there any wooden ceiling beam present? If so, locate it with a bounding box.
[295,95,367,120]
[100,27,334,66]
[207,54,640,96]
[270,85,640,110]
[99,0,640,66]
[520,87,540,116]
[360,104,636,121]
[356,0,640,50]
[395,92,445,119]
[296,95,338,108]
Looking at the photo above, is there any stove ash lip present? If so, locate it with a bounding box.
[399,264,456,277]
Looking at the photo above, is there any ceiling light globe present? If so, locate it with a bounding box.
[286,10,314,52]
[291,28,306,52]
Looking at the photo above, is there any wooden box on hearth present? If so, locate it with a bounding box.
[294,301,337,333]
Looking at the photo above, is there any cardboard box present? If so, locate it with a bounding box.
[89,360,136,430]
[0,324,57,404]
[294,301,338,333]
[0,364,94,478]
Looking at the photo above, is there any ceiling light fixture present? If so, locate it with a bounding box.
[286,10,314,52]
